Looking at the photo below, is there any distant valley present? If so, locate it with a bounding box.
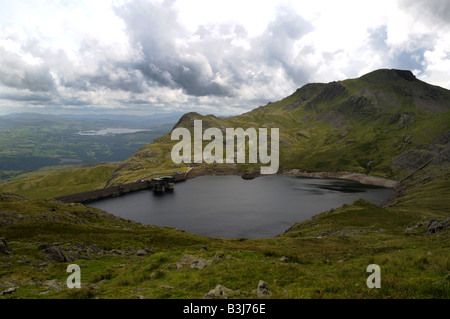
[0,113,182,182]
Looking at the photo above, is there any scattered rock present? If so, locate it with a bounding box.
[40,245,67,263]
[404,222,424,232]
[0,281,15,289]
[88,244,101,254]
[36,262,49,268]
[136,248,153,256]
[44,279,62,292]
[280,256,289,263]
[136,249,147,256]
[204,284,235,299]
[160,285,174,290]
[254,280,272,298]
[109,249,124,255]
[177,255,213,270]
[65,251,77,262]
[426,218,450,235]
[0,238,10,255]
[316,228,366,237]
[213,251,225,260]
[1,287,16,296]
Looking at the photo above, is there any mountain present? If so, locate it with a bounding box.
[0,69,449,299]
[106,69,450,186]
[1,69,448,196]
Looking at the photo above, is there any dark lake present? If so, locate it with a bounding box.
[87,175,395,239]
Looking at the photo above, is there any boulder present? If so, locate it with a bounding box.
[160,285,174,290]
[254,280,272,298]
[177,255,212,270]
[204,284,234,299]
[426,218,450,234]
[1,287,16,296]
[40,245,67,262]
[0,238,10,255]
[280,256,289,263]
[44,279,62,292]
[136,248,153,256]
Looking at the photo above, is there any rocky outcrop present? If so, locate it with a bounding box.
[279,169,399,188]
[254,280,272,297]
[1,287,16,296]
[136,248,153,256]
[0,238,10,255]
[177,255,213,270]
[426,218,450,235]
[404,218,450,235]
[39,244,67,262]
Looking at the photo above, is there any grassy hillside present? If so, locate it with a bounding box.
[104,69,450,185]
[0,164,118,199]
[0,176,448,299]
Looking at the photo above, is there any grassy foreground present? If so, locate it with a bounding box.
[0,174,448,299]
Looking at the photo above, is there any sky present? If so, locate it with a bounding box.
[0,0,449,116]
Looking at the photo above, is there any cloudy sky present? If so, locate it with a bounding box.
[0,0,449,116]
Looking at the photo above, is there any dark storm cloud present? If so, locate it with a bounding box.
[400,0,450,27]
[115,0,231,97]
[0,47,54,92]
[114,1,314,98]
[61,64,147,94]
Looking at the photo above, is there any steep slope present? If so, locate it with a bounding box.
[106,69,450,186]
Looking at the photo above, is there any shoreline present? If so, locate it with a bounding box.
[277,169,400,189]
[186,166,401,189]
[186,166,403,209]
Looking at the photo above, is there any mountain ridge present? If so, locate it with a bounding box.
[101,69,449,187]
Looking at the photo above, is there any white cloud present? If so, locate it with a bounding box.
[0,0,448,116]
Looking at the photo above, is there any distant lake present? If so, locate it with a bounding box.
[76,128,151,136]
[87,175,395,239]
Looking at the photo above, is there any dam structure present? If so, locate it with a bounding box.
[54,172,187,204]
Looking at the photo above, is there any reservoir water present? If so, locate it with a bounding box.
[87,175,395,239]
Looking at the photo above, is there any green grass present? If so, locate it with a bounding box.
[0,164,118,199]
[0,175,449,299]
